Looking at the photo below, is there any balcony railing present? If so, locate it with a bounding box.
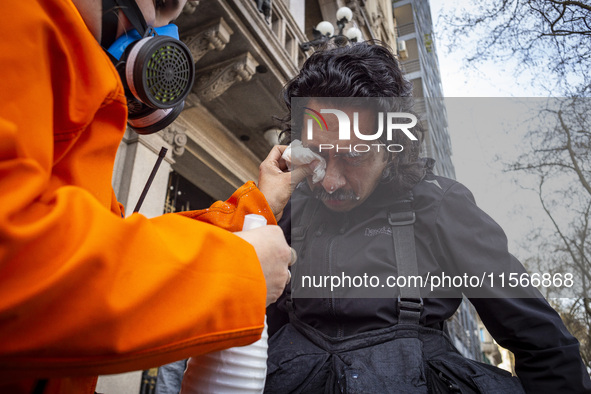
[414,98,426,114]
[401,59,420,74]
[396,22,415,37]
[265,0,307,70]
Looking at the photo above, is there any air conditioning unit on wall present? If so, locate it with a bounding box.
[397,40,408,59]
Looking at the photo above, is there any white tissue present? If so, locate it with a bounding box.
[282,140,326,184]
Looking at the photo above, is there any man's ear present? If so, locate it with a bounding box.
[381,165,392,181]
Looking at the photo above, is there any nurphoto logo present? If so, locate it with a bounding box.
[304,107,417,153]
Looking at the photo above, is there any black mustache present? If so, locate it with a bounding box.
[313,188,358,201]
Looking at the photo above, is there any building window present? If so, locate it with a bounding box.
[164,171,215,213]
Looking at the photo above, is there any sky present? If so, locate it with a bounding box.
[428,1,542,98]
[426,0,549,257]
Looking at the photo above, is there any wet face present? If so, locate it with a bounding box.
[301,102,388,212]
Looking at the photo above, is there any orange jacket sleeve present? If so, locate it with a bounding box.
[176,182,277,231]
[0,0,274,385]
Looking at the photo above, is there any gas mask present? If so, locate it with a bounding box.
[102,0,195,134]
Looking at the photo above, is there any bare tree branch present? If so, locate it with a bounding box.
[537,178,591,283]
[548,0,591,12]
[439,0,591,95]
[559,110,591,196]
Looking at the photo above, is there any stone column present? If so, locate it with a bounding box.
[95,372,141,394]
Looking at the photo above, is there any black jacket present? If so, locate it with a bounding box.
[269,171,591,393]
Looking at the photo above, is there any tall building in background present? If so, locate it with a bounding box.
[393,0,455,179]
[394,0,487,363]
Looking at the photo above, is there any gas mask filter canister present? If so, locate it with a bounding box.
[102,0,195,134]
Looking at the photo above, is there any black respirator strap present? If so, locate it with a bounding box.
[101,0,149,50]
[114,0,149,36]
[101,0,120,48]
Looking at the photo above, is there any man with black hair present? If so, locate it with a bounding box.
[0,0,306,393]
[265,41,591,393]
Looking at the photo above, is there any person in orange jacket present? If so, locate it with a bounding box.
[0,0,308,393]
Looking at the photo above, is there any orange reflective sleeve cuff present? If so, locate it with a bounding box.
[176,181,278,231]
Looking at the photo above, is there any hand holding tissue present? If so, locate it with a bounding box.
[281,140,326,184]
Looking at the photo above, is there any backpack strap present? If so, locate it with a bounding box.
[388,194,423,326]
[290,192,320,259]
